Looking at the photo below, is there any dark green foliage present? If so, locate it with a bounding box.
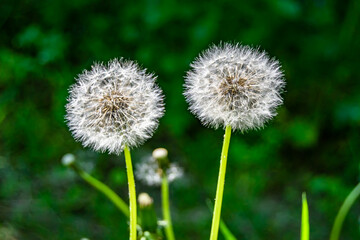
[0,0,359,239]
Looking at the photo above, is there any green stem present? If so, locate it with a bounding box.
[124,146,137,240]
[330,182,360,240]
[206,199,237,240]
[210,125,232,240]
[162,174,176,240]
[70,164,129,217]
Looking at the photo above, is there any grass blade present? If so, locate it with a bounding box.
[330,182,360,240]
[301,192,310,240]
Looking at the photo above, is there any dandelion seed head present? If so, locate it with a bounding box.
[66,58,164,154]
[135,156,183,186]
[184,43,285,131]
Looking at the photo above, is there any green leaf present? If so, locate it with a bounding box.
[219,221,237,240]
[301,192,309,240]
[330,182,360,240]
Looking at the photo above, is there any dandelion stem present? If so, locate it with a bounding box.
[162,174,176,240]
[210,125,232,240]
[124,145,137,240]
[70,163,129,217]
[206,199,237,240]
[330,182,360,240]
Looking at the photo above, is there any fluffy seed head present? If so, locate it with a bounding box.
[184,43,285,131]
[66,58,164,154]
[135,156,183,186]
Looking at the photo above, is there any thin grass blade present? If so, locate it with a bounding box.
[301,192,310,240]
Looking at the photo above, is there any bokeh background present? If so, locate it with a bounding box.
[1,0,360,239]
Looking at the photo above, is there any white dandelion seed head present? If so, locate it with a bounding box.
[184,43,285,131]
[135,156,183,186]
[66,58,164,154]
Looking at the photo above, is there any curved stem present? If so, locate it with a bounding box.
[71,164,129,217]
[330,182,360,240]
[124,146,137,240]
[162,174,176,240]
[210,125,232,240]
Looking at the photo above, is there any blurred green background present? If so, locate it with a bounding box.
[1,0,360,239]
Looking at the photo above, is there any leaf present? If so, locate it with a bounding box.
[301,192,310,240]
[330,182,360,240]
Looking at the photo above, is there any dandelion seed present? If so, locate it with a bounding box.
[184,43,285,131]
[66,58,164,154]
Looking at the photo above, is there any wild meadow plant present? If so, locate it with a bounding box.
[62,43,360,240]
[65,59,165,240]
[184,43,285,239]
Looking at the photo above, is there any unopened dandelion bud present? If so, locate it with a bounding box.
[152,148,168,160]
[152,147,169,170]
[61,153,76,167]
[138,193,157,232]
[138,193,154,209]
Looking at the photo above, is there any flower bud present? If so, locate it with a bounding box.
[152,148,169,170]
[138,193,158,232]
[138,193,154,209]
[61,153,76,167]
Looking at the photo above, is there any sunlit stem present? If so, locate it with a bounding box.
[210,125,232,240]
[124,145,137,240]
[301,193,310,240]
[69,163,129,217]
[330,182,360,240]
[162,174,176,240]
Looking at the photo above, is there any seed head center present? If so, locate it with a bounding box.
[220,76,248,99]
[100,94,129,115]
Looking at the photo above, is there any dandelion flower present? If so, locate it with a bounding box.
[184,43,286,240]
[184,43,285,131]
[66,58,164,154]
[135,155,183,186]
